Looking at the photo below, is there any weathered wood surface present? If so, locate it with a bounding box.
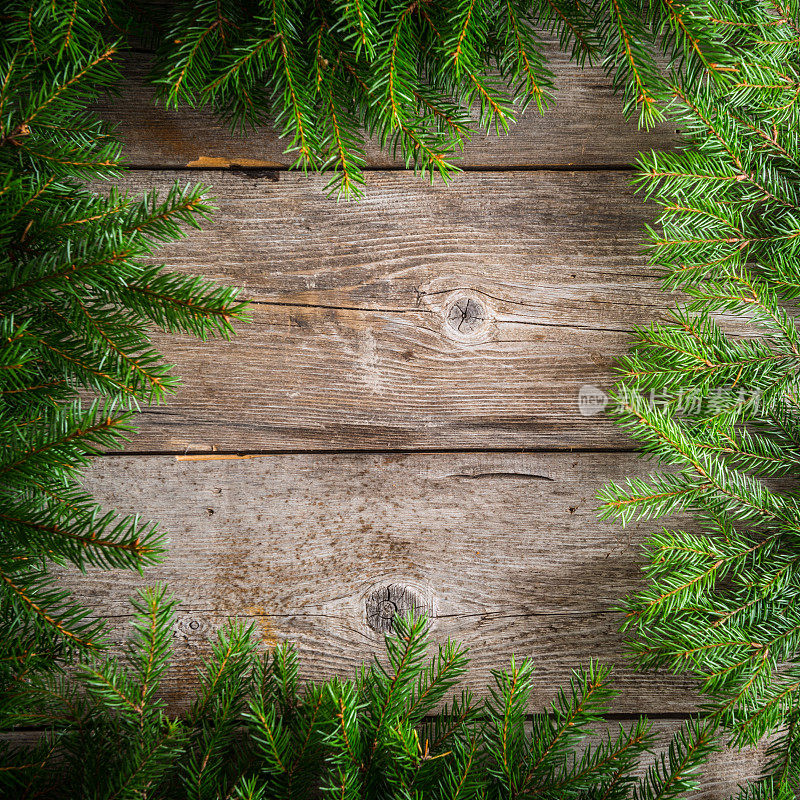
[98,50,676,170]
[0,721,767,799]
[116,169,672,452]
[26,48,764,796]
[66,451,696,713]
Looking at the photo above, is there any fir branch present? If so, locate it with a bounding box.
[0,0,246,669]
[3,592,718,799]
[603,0,800,754]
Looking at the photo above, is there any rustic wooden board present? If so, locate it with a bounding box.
[135,307,633,452]
[125,169,662,317]
[0,722,767,800]
[65,451,697,713]
[99,49,676,170]
[114,169,673,452]
[29,49,762,793]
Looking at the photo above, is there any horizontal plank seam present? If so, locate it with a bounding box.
[5,713,699,735]
[414,288,664,318]
[119,163,640,173]
[249,300,421,315]
[417,286,662,305]
[97,446,641,457]
[445,471,554,481]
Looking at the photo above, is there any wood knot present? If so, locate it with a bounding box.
[175,616,210,642]
[365,584,432,632]
[442,292,492,341]
[446,296,486,335]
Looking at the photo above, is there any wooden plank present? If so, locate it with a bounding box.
[678,732,765,800]
[136,309,635,451]
[129,169,662,318]
[113,169,671,452]
[0,722,768,799]
[98,49,676,170]
[67,451,696,713]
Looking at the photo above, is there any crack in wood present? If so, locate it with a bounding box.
[446,471,555,481]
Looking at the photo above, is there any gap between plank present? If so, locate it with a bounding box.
[120,163,640,173]
[97,446,641,457]
[6,713,696,734]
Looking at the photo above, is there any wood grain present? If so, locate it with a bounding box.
[99,49,676,171]
[66,451,695,713]
[114,169,670,452]
[36,54,761,792]
[59,51,761,792]
[0,721,767,800]
[134,306,633,451]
